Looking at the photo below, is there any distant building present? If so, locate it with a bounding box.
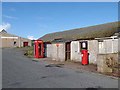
[0,29,31,48]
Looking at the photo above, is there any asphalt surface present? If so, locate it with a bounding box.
[2,48,119,88]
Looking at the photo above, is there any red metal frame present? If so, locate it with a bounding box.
[34,40,44,58]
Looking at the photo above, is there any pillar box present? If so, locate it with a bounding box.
[81,49,89,65]
[80,41,89,65]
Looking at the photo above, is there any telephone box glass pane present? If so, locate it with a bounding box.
[38,43,42,56]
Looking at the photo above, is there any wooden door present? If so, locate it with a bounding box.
[23,42,28,47]
[43,43,47,57]
[65,42,71,61]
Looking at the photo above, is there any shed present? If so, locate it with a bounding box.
[0,29,31,48]
[38,21,120,63]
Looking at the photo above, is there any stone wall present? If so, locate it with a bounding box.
[97,53,118,73]
[97,38,119,73]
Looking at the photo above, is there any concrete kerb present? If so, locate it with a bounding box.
[32,58,48,61]
[80,69,119,80]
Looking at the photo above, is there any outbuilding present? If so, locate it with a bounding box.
[38,21,120,64]
[0,29,31,48]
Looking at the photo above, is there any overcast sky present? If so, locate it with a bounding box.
[2,2,118,40]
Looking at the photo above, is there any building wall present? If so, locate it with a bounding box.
[98,38,118,54]
[71,41,82,62]
[0,37,1,48]
[88,40,99,64]
[119,38,120,52]
[97,38,119,73]
[71,40,98,64]
[47,43,65,61]
[1,37,31,48]
[46,38,119,64]
[1,38,19,48]
[47,44,53,58]
[20,37,31,47]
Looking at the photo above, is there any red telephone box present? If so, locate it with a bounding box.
[34,40,44,58]
[81,49,89,65]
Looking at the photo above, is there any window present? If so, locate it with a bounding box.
[14,41,16,45]
[80,41,88,50]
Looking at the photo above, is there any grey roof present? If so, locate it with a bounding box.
[1,29,7,33]
[39,21,120,42]
[0,30,18,37]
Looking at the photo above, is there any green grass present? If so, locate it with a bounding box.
[24,46,34,58]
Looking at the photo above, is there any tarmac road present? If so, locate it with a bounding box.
[2,48,119,88]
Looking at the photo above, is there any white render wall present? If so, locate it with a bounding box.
[47,43,65,61]
[20,37,31,47]
[88,40,99,64]
[71,40,99,64]
[46,38,119,64]
[119,38,120,52]
[71,41,82,62]
[0,36,31,48]
[98,38,119,54]
[46,44,53,58]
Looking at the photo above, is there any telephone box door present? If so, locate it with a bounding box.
[34,40,44,58]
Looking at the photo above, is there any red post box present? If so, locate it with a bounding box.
[34,40,44,58]
[81,49,89,65]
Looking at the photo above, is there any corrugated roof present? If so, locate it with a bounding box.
[39,21,120,42]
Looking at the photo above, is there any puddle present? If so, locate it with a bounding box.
[40,74,67,79]
[41,76,47,79]
[75,71,83,73]
[32,60,39,62]
[86,86,102,90]
[9,81,22,86]
[86,88,98,90]
[45,64,64,68]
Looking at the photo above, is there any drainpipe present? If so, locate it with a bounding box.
[19,37,21,47]
[111,37,114,53]
[57,46,58,60]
